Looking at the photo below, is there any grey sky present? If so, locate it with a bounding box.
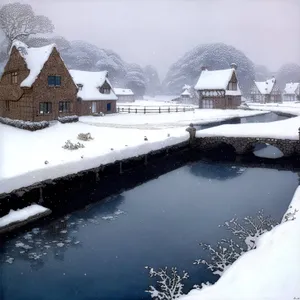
[1,0,300,78]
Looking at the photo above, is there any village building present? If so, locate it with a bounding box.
[282,82,300,102]
[114,88,135,102]
[70,70,117,115]
[178,84,198,105]
[0,40,117,122]
[250,77,282,103]
[194,64,242,109]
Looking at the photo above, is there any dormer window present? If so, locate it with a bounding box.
[11,72,18,84]
[228,82,237,90]
[77,84,83,91]
[99,87,110,94]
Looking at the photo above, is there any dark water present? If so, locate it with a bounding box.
[0,161,298,300]
[240,112,287,123]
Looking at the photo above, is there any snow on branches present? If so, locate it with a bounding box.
[145,266,189,300]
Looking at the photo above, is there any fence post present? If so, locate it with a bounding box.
[122,107,124,112]
[128,107,130,113]
[183,107,186,112]
[118,107,120,113]
[176,106,178,112]
[168,107,170,113]
[144,107,146,114]
[159,107,161,113]
[135,108,137,114]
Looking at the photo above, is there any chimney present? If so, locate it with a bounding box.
[231,63,237,70]
[201,66,207,71]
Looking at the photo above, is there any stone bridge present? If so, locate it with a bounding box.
[193,136,300,157]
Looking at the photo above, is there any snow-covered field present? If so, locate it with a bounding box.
[197,116,300,140]
[80,109,268,130]
[0,122,189,194]
[181,186,300,300]
[117,100,193,107]
[248,102,300,116]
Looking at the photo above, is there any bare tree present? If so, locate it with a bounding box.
[0,2,54,53]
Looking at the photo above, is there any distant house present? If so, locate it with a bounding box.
[283,82,300,102]
[70,70,118,115]
[114,88,135,102]
[178,84,198,105]
[250,77,282,103]
[0,40,117,122]
[194,64,242,109]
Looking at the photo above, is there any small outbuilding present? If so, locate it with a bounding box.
[114,88,135,102]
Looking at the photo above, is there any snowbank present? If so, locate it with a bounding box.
[80,110,268,130]
[196,116,300,140]
[181,186,300,300]
[0,204,50,228]
[0,122,189,194]
[248,103,300,116]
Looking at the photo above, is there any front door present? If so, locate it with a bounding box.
[92,102,97,113]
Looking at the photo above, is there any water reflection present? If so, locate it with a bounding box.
[1,195,125,270]
[189,162,246,181]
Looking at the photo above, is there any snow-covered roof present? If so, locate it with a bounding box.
[181,89,191,96]
[195,68,235,90]
[10,40,56,88]
[284,82,300,94]
[254,78,276,95]
[69,70,117,101]
[182,84,191,90]
[114,88,134,96]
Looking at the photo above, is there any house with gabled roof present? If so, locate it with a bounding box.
[250,77,282,103]
[114,88,135,102]
[0,40,118,122]
[70,70,117,115]
[283,82,300,102]
[194,63,242,109]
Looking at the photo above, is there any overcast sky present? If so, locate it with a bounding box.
[1,0,300,78]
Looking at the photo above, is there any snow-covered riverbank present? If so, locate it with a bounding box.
[181,186,300,300]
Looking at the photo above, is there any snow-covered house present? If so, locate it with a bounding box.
[194,64,242,109]
[250,77,282,103]
[178,84,198,105]
[70,70,118,115]
[283,82,300,102]
[0,40,118,122]
[0,40,78,122]
[114,88,135,102]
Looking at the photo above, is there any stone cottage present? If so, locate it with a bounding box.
[0,40,117,122]
[283,82,300,102]
[114,88,135,102]
[250,77,282,103]
[194,64,242,109]
[70,70,117,115]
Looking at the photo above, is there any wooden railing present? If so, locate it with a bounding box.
[117,106,195,114]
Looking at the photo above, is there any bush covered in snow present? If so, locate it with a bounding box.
[92,112,105,117]
[58,115,79,124]
[62,140,85,150]
[0,117,49,131]
[77,132,93,141]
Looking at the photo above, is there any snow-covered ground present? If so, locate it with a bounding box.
[248,102,300,116]
[0,204,50,229]
[181,186,300,300]
[81,110,268,130]
[117,100,194,107]
[197,116,300,140]
[0,122,188,194]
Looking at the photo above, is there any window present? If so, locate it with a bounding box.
[228,82,237,90]
[59,101,71,113]
[100,87,110,94]
[39,102,52,114]
[202,100,213,109]
[5,100,10,111]
[11,72,18,84]
[48,76,61,87]
[107,102,111,111]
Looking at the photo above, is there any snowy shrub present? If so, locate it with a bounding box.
[194,239,244,276]
[62,140,85,150]
[92,112,105,117]
[145,266,189,300]
[58,115,79,124]
[283,206,298,222]
[77,132,93,141]
[0,117,49,131]
[194,210,278,276]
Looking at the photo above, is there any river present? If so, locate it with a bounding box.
[0,112,297,300]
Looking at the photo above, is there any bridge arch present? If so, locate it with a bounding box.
[242,140,287,158]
